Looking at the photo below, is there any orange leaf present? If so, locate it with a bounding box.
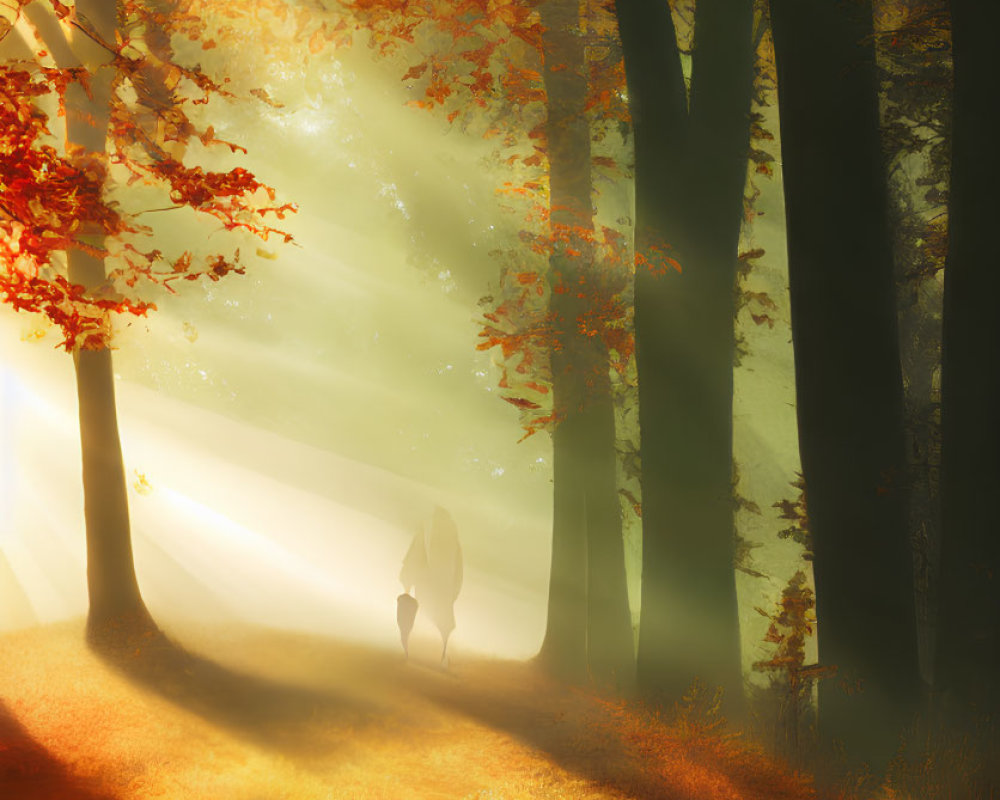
[402,62,429,81]
[309,28,325,54]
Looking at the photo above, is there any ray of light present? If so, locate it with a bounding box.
[1,314,548,657]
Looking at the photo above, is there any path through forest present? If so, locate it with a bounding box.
[0,620,819,800]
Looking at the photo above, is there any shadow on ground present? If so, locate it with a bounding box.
[405,657,817,800]
[88,624,381,758]
[0,699,118,800]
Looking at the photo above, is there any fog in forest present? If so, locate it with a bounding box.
[0,5,807,675]
[14,2,985,798]
[0,39,558,658]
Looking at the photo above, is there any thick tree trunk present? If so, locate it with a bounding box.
[935,0,1000,720]
[61,0,156,642]
[616,0,753,718]
[769,0,920,766]
[536,0,634,689]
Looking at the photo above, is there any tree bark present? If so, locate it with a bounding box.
[935,0,1000,720]
[769,0,920,765]
[876,0,951,695]
[541,412,590,681]
[616,0,753,718]
[536,0,635,689]
[60,0,156,642]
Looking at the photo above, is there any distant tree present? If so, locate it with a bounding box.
[1,0,292,643]
[873,0,952,694]
[753,570,832,762]
[614,0,755,716]
[769,0,921,766]
[935,0,1000,721]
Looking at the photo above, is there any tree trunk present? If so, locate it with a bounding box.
[935,0,1000,720]
[876,0,951,696]
[75,341,154,640]
[536,0,635,689]
[541,412,590,681]
[769,0,920,766]
[61,0,156,643]
[616,0,753,718]
[582,368,634,689]
[895,247,944,697]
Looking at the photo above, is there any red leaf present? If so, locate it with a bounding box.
[503,396,541,410]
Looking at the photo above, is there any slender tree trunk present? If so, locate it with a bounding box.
[769,0,920,766]
[616,0,753,718]
[75,343,153,638]
[582,369,634,689]
[876,0,952,696]
[935,0,1000,720]
[61,0,156,642]
[895,250,944,698]
[536,0,634,689]
[886,145,947,702]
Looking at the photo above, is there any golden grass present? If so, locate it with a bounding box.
[1,620,824,800]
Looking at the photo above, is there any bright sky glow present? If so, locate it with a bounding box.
[0,311,547,658]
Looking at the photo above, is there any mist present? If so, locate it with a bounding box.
[0,33,564,660]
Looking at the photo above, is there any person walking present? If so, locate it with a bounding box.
[398,506,463,663]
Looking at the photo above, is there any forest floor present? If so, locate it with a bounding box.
[1,619,832,800]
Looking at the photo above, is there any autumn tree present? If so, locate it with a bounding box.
[1,0,292,642]
[534,0,634,689]
[753,570,830,762]
[614,0,756,716]
[935,0,1000,722]
[769,0,920,766]
[333,0,636,687]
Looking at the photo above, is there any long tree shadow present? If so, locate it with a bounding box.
[0,699,118,800]
[406,659,657,797]
[406,658,818,800]
[88,624,380,758]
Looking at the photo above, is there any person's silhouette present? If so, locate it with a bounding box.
[398,506,463,663]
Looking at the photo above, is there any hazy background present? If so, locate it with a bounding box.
[0,17,808,676]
